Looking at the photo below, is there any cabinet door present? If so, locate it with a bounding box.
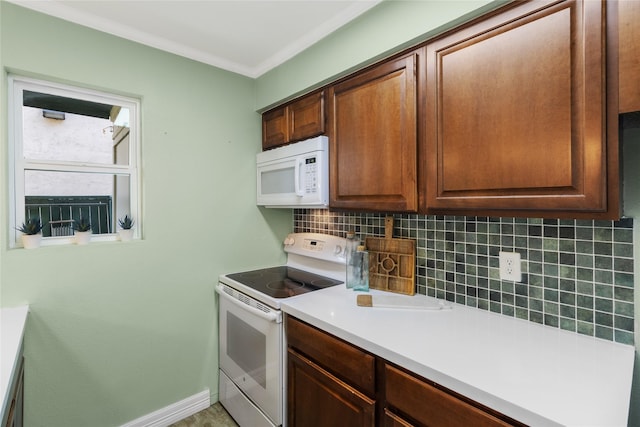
[5,357,24,427]
[289,90,325,142]
[287,349,375,427]
[262,106,289,150]
[619,0,640,113]
[424,0,619,218]
[262,91,325,150]
[329,51,420,212]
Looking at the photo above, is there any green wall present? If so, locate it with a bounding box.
[254,0,502,111]
[0,3,291,426]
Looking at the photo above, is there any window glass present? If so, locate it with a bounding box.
[22,102,130,166]
[25,170,115,198]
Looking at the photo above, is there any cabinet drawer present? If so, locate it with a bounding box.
[286,316,375,395]
[383,409,414,427]
[385,364,519,427]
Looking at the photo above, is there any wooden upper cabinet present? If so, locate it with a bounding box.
[328,50,421,212]
[262,90,325,150]
[619,0,640,113]
[262,107,289,149]
[289,91,325,142]
[423,0,619,219]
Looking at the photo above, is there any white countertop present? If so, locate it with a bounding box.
[1,306,29,421]
[281,287,635,427]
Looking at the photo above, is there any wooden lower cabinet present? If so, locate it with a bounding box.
[286,316,524,427]
[287,349,375,427]
[286,316,376,427]
[4,357,24,427]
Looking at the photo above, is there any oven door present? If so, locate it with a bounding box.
[217,283,283,426]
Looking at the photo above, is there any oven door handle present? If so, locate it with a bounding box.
[216,284,282,323]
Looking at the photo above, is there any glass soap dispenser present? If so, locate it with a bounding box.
[351,245,369,292]
[345,231,359,289]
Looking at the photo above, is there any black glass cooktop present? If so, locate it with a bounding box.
[226,266,343,299]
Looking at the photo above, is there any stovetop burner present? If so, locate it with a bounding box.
[226,266,343,299]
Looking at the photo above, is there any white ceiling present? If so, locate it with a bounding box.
[7,0,382,78]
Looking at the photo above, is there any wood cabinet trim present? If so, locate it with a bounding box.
[383,408,415,427]
[618,0,640,113]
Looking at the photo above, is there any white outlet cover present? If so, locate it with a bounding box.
[499,251,522,282]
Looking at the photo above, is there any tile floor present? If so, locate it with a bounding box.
[169,402,238,427]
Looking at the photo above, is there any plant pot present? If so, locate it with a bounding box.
[118,229,134,242]
[21,233,42,249]
[75,231,92,245]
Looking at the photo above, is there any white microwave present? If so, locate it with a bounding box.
[257,136,329,208]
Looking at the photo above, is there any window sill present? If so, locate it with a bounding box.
[12,233,140,249]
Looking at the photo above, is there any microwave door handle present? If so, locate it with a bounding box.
[294,160,304,197]
[216,284,281,323]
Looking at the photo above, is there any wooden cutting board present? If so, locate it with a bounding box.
[365,216,416,295]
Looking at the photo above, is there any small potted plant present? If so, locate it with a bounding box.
[117,214,135,241]
[17,217,44,249]
[73,217,92,245]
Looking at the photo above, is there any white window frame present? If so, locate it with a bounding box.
[8,75,141,248]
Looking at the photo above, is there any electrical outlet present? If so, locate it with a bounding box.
[499,251,522,281]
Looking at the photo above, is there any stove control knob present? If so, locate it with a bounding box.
[284,237,295,246]
[334,245,343,256]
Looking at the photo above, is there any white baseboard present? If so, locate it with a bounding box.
[121,389,211,427]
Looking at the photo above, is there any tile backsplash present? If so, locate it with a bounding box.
[294,210,635,345]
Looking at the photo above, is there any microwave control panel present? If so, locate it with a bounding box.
[304,157,318,194]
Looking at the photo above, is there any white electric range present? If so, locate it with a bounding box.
[216,232,347,427]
